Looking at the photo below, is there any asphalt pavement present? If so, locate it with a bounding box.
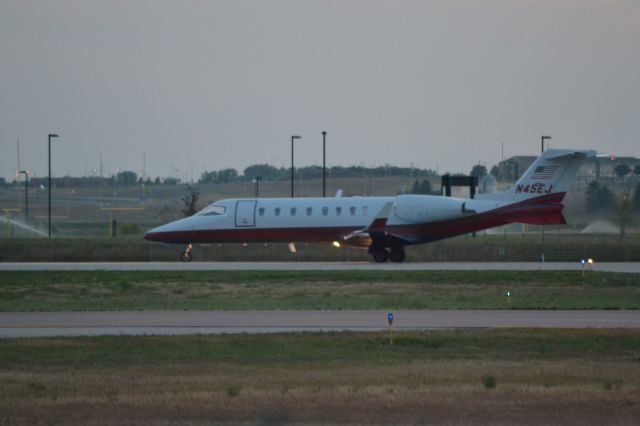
[1,310,638,338]
[1,261,639,272]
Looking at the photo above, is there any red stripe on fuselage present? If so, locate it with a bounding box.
[144,226,363,245]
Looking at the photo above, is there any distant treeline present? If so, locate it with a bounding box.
[7,172,177,189]
[200,164,437,184]
[3,164,437,188]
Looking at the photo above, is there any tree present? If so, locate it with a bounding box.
[181,185,200,217]
[114,170,138,186]
[490,165,501,180]
[585,181,615,214]
[615,190,634,240]
[634,164,640,177]
[244,164,280,181]
[470,164,487,178]
[633,183,640,213]
[614,163,630,178]
[411,180,421,194]
[199,170,218,184]
[163,177,180,185]
[411,179,433,194]
[217,168,238,183]
[420,179,433,195]
[0,177,6,188]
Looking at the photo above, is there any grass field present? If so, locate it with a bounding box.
[1,330,639,424]
[1,270,638,311]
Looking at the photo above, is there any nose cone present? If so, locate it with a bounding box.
[143,227,161,242]
[144,223,172,242]
[143,217,194,243]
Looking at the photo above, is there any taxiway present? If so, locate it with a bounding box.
[1,261,639,272]
[1,310,638,338]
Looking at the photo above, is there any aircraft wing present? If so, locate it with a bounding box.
[341,201,418,246]
[342,202,394,241]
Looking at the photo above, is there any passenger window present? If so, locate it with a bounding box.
[306,207,313,216]
[258,207,265,217]
[350,206,356,216]
[336,207,342,216]
[275,207,281,217]
[290,207,297,216]
[363,206,369,216]
[322,207,329,216]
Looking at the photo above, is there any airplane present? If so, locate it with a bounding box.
[144,149,596,262]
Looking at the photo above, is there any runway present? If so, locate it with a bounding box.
[1,310,638,337]
[1,261,639,272]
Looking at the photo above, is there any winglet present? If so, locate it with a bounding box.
[367,202,393,232]
[342,201,393,241]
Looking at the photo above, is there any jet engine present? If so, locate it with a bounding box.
[393,194,471,223]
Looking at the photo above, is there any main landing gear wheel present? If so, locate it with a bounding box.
[389,247,406,263]
[181,244,193,262]
[372,249,389,263]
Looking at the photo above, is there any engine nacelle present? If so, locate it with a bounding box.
[393,194,469,223]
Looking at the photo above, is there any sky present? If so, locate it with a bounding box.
[1,0,639,182]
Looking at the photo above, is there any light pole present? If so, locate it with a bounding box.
[291,135,301,198]
[254,176,262,198]
[540,135,551,261]
[48,133,59,238]
[541,135,551,153]
[322,131,327,197]
[19,170,29,223]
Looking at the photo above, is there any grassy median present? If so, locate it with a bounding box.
[1,329,639,424]
[0,270,638,311]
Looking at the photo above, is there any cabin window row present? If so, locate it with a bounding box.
[257,206,369,217]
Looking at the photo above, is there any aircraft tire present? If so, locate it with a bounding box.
[389,247,406,263]
[180,251,193,262]
[372,249,389,263]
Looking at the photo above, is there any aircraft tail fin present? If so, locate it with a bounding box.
[478,149,596,203]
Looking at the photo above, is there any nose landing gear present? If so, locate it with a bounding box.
[181,244,193,262]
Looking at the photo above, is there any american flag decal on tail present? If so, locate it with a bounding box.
[531,164,558,179]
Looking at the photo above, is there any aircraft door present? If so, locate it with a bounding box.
[235,200,257,227]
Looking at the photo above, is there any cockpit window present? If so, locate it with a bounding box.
[198,204,226,216]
